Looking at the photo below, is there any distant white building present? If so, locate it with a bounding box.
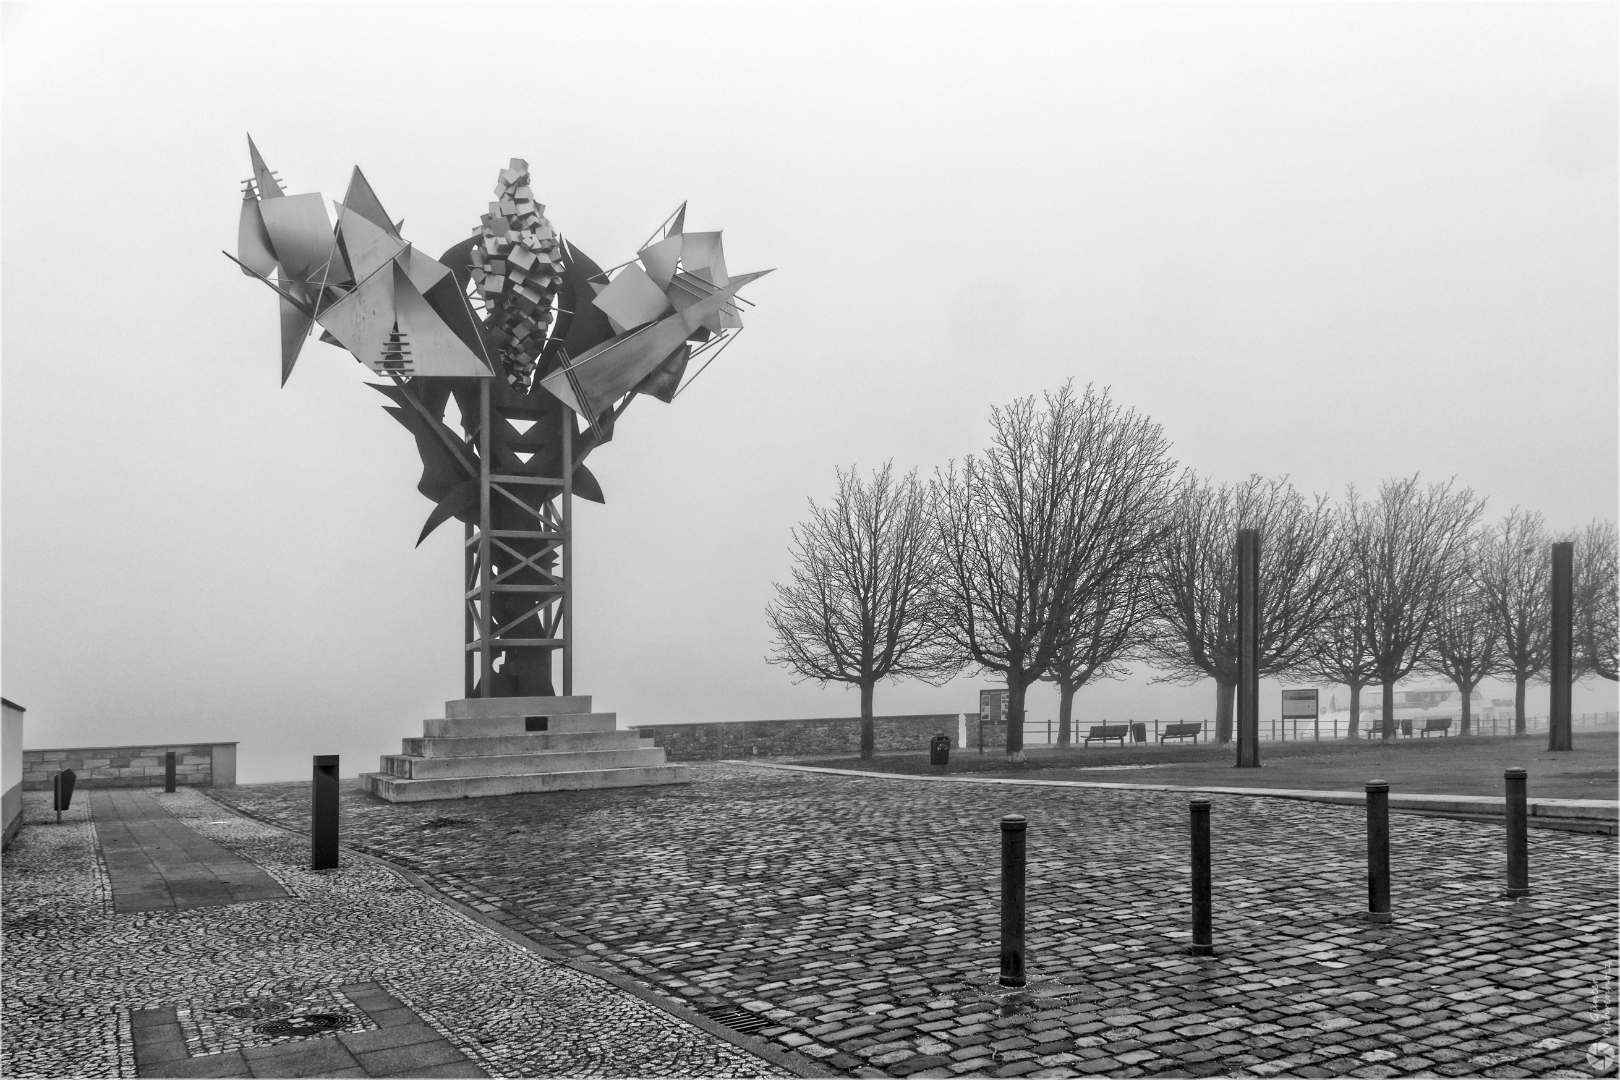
[1346,687,1486,719]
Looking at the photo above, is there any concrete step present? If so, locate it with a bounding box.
[379,747,669,780]
[359,765,690,803]
[445,696,592,719]
[403,732,651,758]
[423,712,616,739]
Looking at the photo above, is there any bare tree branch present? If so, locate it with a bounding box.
[1347,476,1486,740]
[766,462,962,758]
[935,383,1175,760]
[1574,519,1618,683]
[1420,529,1498,735]
[1142,474,1348,743]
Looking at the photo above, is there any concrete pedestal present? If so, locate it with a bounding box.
[359,696,688,803]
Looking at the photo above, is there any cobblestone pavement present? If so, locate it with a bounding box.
[214,764,1620,1079]
[1,788,794,1078]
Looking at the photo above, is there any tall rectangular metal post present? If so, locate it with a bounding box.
[477,380,493,697]
[1235,529,1262,768]
[464,519,475,698]
[312,755,339,870]
[1549,542,1573,751]
[561,410,573,697]
[164,751,177,793]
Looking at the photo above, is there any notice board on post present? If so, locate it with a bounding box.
[979,689,1009,724]
[1281,689,1319,719]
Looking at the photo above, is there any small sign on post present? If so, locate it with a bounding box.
[1282,689,1320,742]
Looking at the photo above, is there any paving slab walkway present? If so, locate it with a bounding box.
[1,788,798,1079]
[89,789,288,913]
[215,762,1620,1079]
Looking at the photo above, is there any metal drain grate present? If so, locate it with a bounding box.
[253,1013,348,1038]
[703,1004,772,1035]
[220,1001,291,1020]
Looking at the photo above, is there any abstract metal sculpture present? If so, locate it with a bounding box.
[230,138,769,699]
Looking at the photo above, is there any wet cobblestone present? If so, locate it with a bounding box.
[215,763,1620,1078]
[1,788,791,1078]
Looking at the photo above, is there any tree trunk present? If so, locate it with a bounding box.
[1346,682,1363,739]
[1214,680,1235,744]
[1381,682,1396,740]
[859,681,875,760]
[1006,678,1027,762]
[1057,680,1075,749]
[1514,675,1527,736]
[1460,685,1472,735]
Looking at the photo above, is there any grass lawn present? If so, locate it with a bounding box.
[793,726,1619,801]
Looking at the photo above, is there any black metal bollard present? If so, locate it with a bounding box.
[312,755,339,871]
[164,751,177,793]
[1366,780,1392,923]
[1189,798,1214,954]
[999,814,1026,987]
[1504,768,1529,897]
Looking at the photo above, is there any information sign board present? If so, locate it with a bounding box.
[979,689,1009,723]
[1281,689,1319,719]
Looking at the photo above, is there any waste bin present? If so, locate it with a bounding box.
[1400,718,1413,738]
[929,733,951,772]
[53,768,76,824]
[1130,722,1148,744]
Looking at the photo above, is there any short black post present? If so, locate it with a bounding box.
[1189,798,1214,954]
[999,814,1026,987]
[312,755,339,871]
[164,751,177,793]
[1504,768,1529,897]
[1366,780,1392,923]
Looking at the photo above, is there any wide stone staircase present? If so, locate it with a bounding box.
[360,695,688,803]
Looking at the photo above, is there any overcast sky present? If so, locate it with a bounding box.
[4,3,1616,782]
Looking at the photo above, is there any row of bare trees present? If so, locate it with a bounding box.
[766,385,1619,759]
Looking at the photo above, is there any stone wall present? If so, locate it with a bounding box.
[23,743,237,790]
[630,715,959,761]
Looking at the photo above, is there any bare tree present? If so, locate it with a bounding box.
[1143,474,1347,744]
[1346,476,1485,740]
[1043,565,1153,748]
[766,462,960,759]
[1574,519,1618,682]
[1421,531,1498,735]
[1479,508,1553,735]
[935,383,1174,760]
[1300,530,1379,739]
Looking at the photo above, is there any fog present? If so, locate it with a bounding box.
[4,3,1615,782]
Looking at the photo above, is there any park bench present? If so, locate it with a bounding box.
[1083,724,1130,747]
[1418,717,1453,737]
[1159,722,1203,744]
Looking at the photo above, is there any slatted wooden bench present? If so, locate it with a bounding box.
[1159,722,1203,744]
[1083,724,1130,747]
[1419,717,1453,737]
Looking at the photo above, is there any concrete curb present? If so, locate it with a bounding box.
[729,760,1619,822]
[198,789,835,1079]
